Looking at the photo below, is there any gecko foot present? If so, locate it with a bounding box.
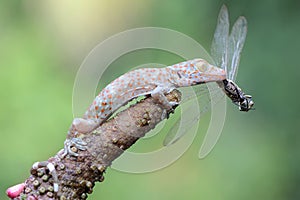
[168,101,179,108]
[31,161,59,192]
[63,138,88,157]
[161,102,177,120]
[160,100,179,111]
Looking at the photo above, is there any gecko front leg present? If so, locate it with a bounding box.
[151,86,179,110]
[63,118,98,157]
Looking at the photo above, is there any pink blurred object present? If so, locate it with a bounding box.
[6,183,25,198]
[27,195,37,200]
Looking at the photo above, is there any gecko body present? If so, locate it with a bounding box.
[74,59,225,133]
[65,58,226,156]
[18,59,226,197]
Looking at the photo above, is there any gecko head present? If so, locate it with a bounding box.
[193,59,226,82]
[169,59,226,87]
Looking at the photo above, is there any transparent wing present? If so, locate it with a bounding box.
[227,16,247,81]
[198,8,248,158]
[163,83,224,146]
[211,4,229,70]
[163,100,200,146]
[163,6,230,147]
[197,5,231,158]
[173,84,219,105]
[163,5,247,153]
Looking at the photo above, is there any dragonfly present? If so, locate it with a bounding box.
[162,5,254,157]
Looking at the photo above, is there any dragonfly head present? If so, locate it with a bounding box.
[193,59,226,82]
[239,94,254,112]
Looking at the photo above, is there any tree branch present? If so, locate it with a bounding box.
[11,90,181,200]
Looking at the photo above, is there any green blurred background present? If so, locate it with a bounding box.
[1,0,299,199]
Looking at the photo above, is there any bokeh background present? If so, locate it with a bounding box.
[1,0,299,199]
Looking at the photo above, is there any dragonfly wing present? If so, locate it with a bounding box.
[228,16,247,81]
[211,4,229,70]
[197,5,230,158]
[163,83,224,146]
[178,84,219,106]
[198,86,226,159]
[163,101,200,146]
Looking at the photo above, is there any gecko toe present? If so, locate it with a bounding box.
[72,138,87,146]
[169,101,179,107]
[64,138,87,157]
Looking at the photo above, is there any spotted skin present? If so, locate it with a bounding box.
[85,59,225,124]
[65,58,226,156]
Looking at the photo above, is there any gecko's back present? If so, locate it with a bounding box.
[83,59,226,126]
[84,67,172,123]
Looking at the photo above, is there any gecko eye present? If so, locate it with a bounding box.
[195,60,209,72]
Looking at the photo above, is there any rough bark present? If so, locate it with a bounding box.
[12,90,181,200]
